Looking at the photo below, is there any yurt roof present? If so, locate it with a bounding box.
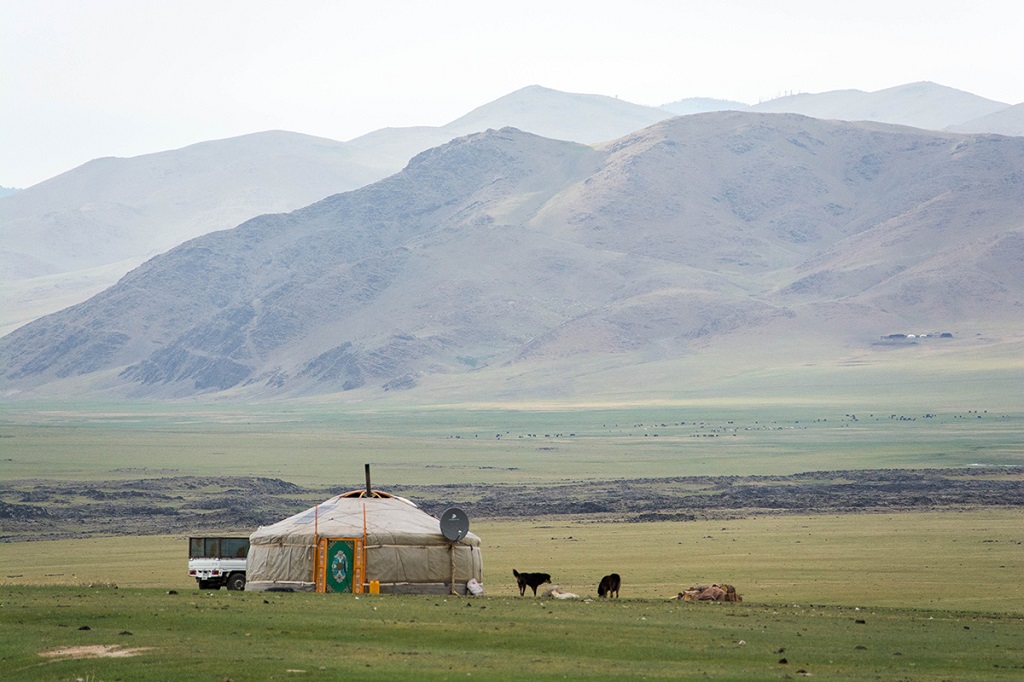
[339,488,418,506]
[250,492,480,547]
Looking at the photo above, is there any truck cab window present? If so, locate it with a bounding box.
[222,538,249,558]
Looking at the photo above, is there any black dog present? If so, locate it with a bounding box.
[513,569,551,596]
[597,573,621,598]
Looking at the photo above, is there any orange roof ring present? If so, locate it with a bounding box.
[340,489,394,498]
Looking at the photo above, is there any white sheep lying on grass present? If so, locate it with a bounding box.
[543,585,580,599]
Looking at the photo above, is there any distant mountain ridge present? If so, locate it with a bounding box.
[661,97,747,115]
[948,101,1024,136]
[2,113,1021,401]
[445,85,673,140]
[748,81,1009,130]
[0,86,677,336]
[1,81,1019,338]
[0,131,384,335]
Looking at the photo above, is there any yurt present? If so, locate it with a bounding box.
[246,489,483,594]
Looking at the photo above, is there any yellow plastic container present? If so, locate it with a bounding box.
[369,580,380,594]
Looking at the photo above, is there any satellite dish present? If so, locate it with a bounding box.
[440,507,470,542]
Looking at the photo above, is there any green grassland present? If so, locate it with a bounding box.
[2,510,1023,681]
[4,511,1023,608]
[412,331,1024,411]
[4,586,1024,682]
[2,399,1022,679]
[2,403,1022,485]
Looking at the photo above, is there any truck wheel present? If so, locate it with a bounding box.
[197,579,213,590]
[226,573,246,591]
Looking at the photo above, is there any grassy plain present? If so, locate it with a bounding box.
[2,400,1022,679]
[2,511,1023,681]
[3,511,1023,608]
[2,402,1022,485]
[4,585,1024,682]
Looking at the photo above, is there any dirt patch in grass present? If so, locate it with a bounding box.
[39,644,153,659]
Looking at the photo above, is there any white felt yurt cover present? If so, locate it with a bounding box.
[246,493,482,593]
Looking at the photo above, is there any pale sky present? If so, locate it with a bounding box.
[2,0,1022,188]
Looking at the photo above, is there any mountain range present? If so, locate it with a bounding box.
[2,112,1021,402]
[2,82,1021,338]
[747,81,1009,130]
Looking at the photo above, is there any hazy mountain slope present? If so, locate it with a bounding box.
[5,82,1013,340]
[529,114,1024,348]
[0,131,374,277]
[0,130,604,397]
[778,134,1024,331]
[443,85,674,142]
[660,97,747,115]
[0,87,678,336]
[0,131,381,335]
[342,86,677,192]
[338,125,457,177]
[947,101,1024,136]
[749,81,1009,131]
[2,113,1022,402]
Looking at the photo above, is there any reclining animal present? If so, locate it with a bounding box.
[543,585,579,599]
[677,584,742,602]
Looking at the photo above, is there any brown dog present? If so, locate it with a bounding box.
[513,569,551,596]
[597,573,621,598]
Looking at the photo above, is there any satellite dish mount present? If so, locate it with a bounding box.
[440,507,470,595]
[440,507,470,542]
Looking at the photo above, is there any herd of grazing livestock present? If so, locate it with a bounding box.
[512,569,742,602]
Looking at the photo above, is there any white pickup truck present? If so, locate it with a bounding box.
[188,536,249,590]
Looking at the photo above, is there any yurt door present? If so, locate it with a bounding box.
[315,537,365,593]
